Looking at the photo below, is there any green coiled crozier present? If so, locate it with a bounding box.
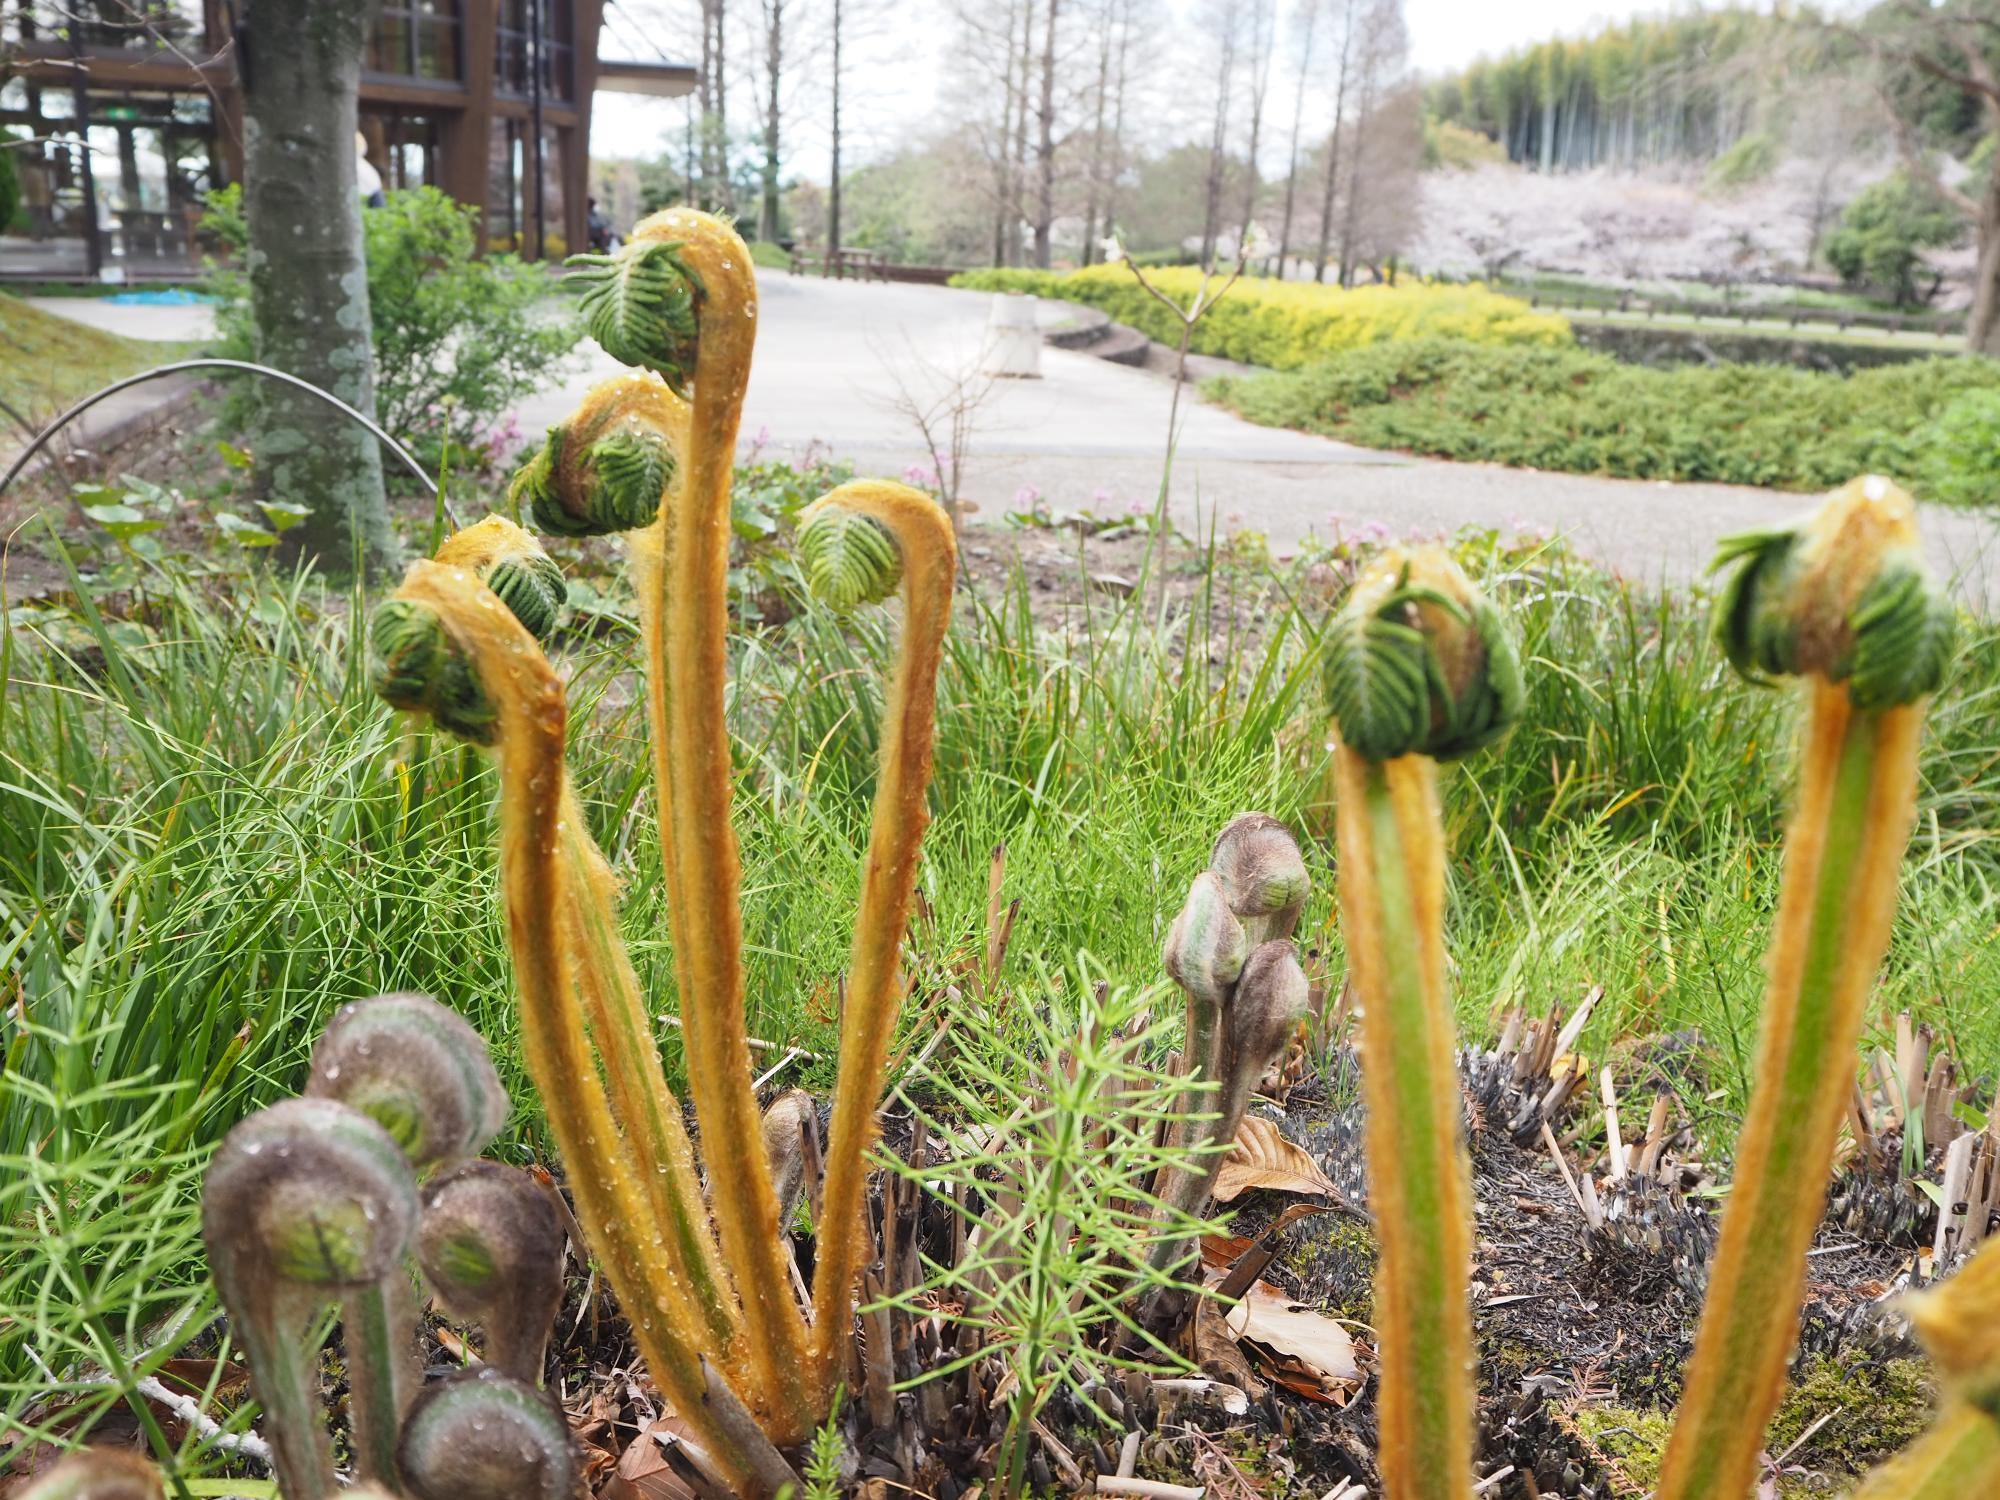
[506,373,687,539]
[371,598,497,745]
[798,503,902,611]
[1711,474,1956,709]
[565,238,705,395]
[431,514,568,643]
[1322,551,1524,763]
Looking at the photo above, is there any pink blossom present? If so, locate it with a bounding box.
[1125,498,1148,516]
[1014,484,1041,508]
[903,462,939,488]
[1362,520,1390,542]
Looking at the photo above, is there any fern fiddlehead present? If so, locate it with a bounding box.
[430,515,568,643]
[1658,477,1956,1500]
[605,208,817,1440]
[418,1160,566,1383]
[397,1368,576,1500]
[305,991,508,1170]
[366,559,761,1488]
[16,1451,166,1500]
[201,1098,420,1500]
[793,479,958,1410]
[566,238,705,394]
[507,373,687,538]
[1326,547,1522,1500]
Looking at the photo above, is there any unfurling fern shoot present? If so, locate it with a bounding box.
[792,479,957,1409]
[1324,547,1523,1500]
[1657,476,1955,1500]
[366,559,786,1493]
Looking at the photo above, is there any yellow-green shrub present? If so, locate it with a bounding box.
[948,265,1571,369]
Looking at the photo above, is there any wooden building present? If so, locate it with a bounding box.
[0,1,694,280]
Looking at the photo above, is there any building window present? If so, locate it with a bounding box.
[5,1,205,51]
[367,0,459,82]
[495,0,572,101]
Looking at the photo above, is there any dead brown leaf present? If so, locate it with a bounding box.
[1225,1281,1360,1391]
[1211,1115,1336,1202]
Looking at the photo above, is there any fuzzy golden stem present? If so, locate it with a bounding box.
[392,563,757,1490]
[627,209,813,1434]
[556,783,740,1348]
[1655,685,1923,1500]
[800,482,957,1407]
[1334,746,1474,1500]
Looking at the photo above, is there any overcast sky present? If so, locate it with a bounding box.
[594,0,1742,170]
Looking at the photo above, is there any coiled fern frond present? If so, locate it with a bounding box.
[431,515,567,643]
[798,504,902,611]
[567,239,705,394]
[586,429,675,531]
[1712,476,1955,710]
[1324,551,1522,762]
[371,600,496,745]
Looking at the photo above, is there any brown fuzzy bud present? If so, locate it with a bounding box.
[1220,941,1311,1117]
[761,1089,818,1229]
[306,992,509,1172]
[1209,812,1310,945]
[418,1161,566,1383]
[1163,872,1249,1013]
[397,1368,576,1500]
[16,1452,164,1500]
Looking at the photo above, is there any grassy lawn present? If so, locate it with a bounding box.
[5,515,1999,1478]
[0,293,194,426]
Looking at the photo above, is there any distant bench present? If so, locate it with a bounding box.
[788,245,890,281]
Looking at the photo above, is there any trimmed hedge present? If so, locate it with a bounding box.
[1206,337,2000,497]
[948,265,1572,369]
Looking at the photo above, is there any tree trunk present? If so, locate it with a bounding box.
[828,0,843,252]
[1275,0,1319,278]
[1338,80,1375,287]
[1031,0,1061,268]
[1238,0,1273,262]
[1313,2,1354,284]
[1200,9,1238,265]
[243,0,393,580]
[760,0,783,242]
[1081,0,1113,265]
[1968,159,2000,355]
[1008,0,1034,265]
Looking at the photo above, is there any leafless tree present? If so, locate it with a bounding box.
[1236,0,1277,253]
[1336,0,1407,285]
[1275,0,1320,276]
[699,0,732,212]
[1030,0,1064,267]
[1197,0,1241,264]
[1837,2,2000,353]
[751,0,794,243]
[1312,0,1359,283]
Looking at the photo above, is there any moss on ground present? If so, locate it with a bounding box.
[1764,1348,1936,1481]
[1570,1405,1676,1496]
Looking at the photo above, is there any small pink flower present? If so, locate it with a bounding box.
[1325,510,1349,531]
[1014,484,1041,508]
[1093,486,1115,506]
[903,462,939,488]
[754,425,772,446]
[1362,520,1390,542]
[1125,498,1147,516]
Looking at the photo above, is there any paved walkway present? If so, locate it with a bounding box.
[29,280,2000,599]
[519,273,2000,599]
